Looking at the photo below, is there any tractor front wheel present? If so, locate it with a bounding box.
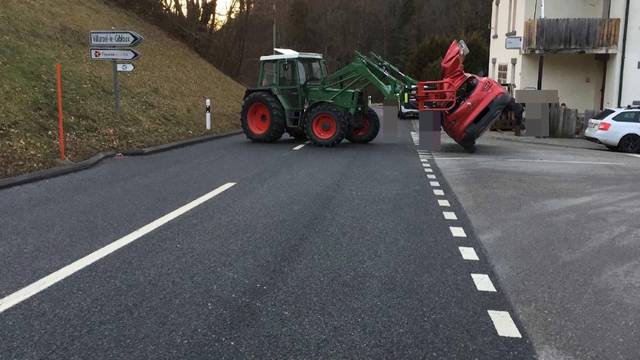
[241,92,285,142]
[304,104,347,147]
[346,108,380,143]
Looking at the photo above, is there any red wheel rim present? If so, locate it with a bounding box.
[351,117,370,137]
[311,114,337,140]
[247,102,270,135]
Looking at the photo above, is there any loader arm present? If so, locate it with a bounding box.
[315,52,413,101]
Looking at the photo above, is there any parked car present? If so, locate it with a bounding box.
[398,99,419,119]
[584,106,640,153]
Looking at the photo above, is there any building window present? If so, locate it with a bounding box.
[498,64,508,84]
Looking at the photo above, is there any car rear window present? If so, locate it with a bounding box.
[593,109,615,120]
[613,111,640,123]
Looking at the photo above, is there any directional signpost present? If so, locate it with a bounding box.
[90,49,140,61]
[89,30,143,113]
[116,63,135,72]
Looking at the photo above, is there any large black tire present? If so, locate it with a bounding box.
[287,127,307,141]
[304,103,347,147]
[618,134,640,153]
[241,92,285,142]
[346,108,380,143]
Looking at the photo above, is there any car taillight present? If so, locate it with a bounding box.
[598,122,611,131]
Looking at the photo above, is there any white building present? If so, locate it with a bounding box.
[488,0,639,112]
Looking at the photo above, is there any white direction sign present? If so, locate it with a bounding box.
[90,31,144,47]
[90,48,140,61]
[116,63,135,72]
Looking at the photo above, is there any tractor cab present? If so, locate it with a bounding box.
[256,49,328,129]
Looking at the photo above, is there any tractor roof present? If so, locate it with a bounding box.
[260,48,323,61]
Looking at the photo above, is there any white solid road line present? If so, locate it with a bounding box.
[443,211,458,220]
[293,144,305,150]
[471,273,497,292]
[0,182,237,314]
[458,246,479,261]
[429,181,440,187]
[487,310,522,338]
[434,157,622,166]
[433,189,445,196]
[504,158,622,165]
[450,226,467,237]
[626,154,640,158]
[438,199,450,207]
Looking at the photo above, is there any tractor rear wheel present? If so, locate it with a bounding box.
[346,108,380,143]
[304,104,347,147]
[241,92,285,142]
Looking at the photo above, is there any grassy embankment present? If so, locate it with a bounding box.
[0,0,246,178]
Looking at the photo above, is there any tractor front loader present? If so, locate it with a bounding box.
[241,49,413,147]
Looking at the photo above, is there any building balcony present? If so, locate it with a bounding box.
[523,18,620,54]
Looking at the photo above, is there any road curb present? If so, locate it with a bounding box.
[0,130,242,190]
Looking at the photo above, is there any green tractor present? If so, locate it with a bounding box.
[241,49,415,147]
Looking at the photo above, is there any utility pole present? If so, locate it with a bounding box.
[273,1,277,53]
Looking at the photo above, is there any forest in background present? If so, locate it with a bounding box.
[108,0,492,86]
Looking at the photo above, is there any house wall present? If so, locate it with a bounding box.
[603,0,639,108]
[489,0,634,111]
[540,54,604,111]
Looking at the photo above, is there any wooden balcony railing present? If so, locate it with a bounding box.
[523,18,620,54]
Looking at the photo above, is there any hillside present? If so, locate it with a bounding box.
[0,0,245,178]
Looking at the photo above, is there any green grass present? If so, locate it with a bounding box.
[0,0,245,177]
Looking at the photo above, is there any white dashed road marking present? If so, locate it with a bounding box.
[443,211,458,220]
[471,273,497,292]
[438,199,450,207]
[427,174,436,179]
[433,189,445,196]
[449,226,467,237]
[429,181,440,187]
[425,168,433,173]
[0,182,237,314]
[293,144,305,150]
[487,310,523,338]
[458,247,479,261]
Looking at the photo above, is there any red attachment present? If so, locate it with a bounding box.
[415,80,457,112]
[598,121,611,131]
[247,102,271,135]
[311,114,337,140]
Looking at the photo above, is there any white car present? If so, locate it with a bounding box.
[584,106,640,153]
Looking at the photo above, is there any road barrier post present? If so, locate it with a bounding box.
[55,63,65,160]
[205,98,212,130]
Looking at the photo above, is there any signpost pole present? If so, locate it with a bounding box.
[112,60,120,114]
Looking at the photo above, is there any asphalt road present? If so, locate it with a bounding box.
[433,130,640,359]
[0,113,535,358]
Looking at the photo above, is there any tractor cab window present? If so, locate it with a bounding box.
[279,61,297,86]
[298,59,326,84]
[261,61,277,87]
